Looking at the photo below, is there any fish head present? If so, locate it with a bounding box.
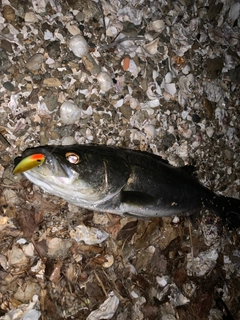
[13,145,130,206]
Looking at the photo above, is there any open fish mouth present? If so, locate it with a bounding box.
[13,148,78,185]
[12,145,122,206]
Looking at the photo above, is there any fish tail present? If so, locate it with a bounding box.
[215,195,240,229]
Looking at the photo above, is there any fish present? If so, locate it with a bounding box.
[13,144,240,228]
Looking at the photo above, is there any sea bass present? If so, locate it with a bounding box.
[13,145,240,227]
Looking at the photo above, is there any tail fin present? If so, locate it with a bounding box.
[216,195,240,229]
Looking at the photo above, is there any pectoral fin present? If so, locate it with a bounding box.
[120,191,156,206]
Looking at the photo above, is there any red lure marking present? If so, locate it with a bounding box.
[30,153,45,161]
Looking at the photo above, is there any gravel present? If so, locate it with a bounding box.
[0,0,239,319]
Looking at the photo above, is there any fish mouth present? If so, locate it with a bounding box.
[13,148,76,183]
[13,147,102,205]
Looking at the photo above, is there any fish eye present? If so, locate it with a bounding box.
[65,152,81,164]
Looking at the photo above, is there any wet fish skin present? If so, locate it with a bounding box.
[13,145,240,227]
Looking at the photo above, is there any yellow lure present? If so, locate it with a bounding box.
[13,153,45,174]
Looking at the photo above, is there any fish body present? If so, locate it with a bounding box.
[13,145,240,226]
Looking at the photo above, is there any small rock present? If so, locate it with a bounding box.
[40,130,49,145]
[44,92,58,111]
[60,101,82,124]
[162,134,175,149]
[8,245,29,267]
[62,136,76,145]
[67,24,81,36]
[69,34,89,58]
[26,53,44,72]
[22,309,41,320]
[29,87,40,104]
[130,110,149,127]
[3,81,15,91]
[51,130,59,141]
[8,0,18,9]
[0,39,13,53]
[206,127,214,138]
[102,254,114,268]
[82,54,101,75]
[0,49,12,71]
[151,20,165,33]
[227,66,240,83]
[192,114,201,123]
[2,5,16,22]
[93,112,101,122]
[14,281,41,303]
[204,98,214,119]
[205,57,223,79]
[120,105,132,119]
[75,12,84,22]
[25,11,39,23]
[97,71,113,92]
[70,225,109,245]
[66,0,101,21]
[207,3,223,21]
[47,238,72,258]
[228,2,240,22]
[46,41,61,59]
[182,64,191,75]
[43,78,62,87]
[144,124,156,139]
[224,149,233,160]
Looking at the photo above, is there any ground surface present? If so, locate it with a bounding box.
[0,0,240,319]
